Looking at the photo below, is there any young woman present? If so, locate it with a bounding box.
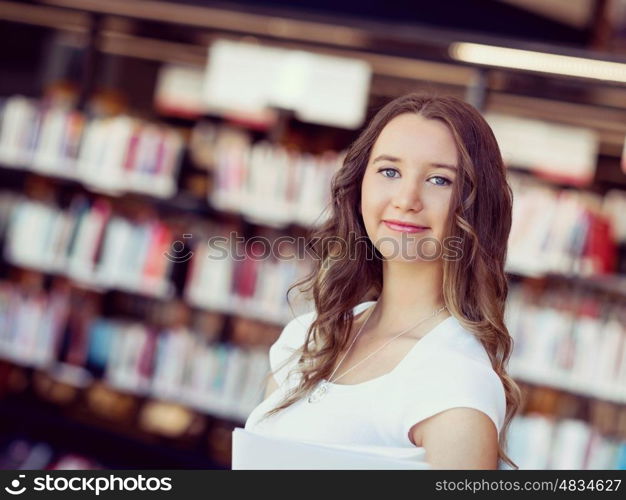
[243,92,522,470]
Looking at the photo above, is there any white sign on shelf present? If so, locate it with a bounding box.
[485,112,599,186]
[203,39,372,129]
[154,64,207,117]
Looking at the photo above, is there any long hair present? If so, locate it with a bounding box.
[260,92,522,469]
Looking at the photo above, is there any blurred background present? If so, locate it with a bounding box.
[0,0,625,470]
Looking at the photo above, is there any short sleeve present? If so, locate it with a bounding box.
[268,311,315,386]
[399,353,506,443]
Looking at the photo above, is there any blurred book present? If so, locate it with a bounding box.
[507,414,626,470]
[4,196,176,298]
[506,282,626,404]
[193,122,340,228]
[506,174,619,277]
[184,229,315,325]
[0,96,184,198]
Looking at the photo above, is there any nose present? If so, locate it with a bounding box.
[391,178,424,213]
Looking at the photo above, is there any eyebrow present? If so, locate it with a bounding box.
[372,154,458,171]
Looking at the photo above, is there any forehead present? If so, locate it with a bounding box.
[371,113,458,163]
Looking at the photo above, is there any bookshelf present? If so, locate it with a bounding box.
[0,362,229,469]
[0,0,625,470]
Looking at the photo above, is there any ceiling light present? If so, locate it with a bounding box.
[449,42,626,84]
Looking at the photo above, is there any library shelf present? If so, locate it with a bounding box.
[0,361,237,469]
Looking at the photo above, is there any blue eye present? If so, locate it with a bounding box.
[378,167,452,186]
[428,176,451,186]
[377,167,399,179]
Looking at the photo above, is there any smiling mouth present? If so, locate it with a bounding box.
[383,220,430,233]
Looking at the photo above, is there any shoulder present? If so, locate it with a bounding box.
[273,310,317,348]
[268,310,316,377]
[430,352,506,422]
[435,318,493,365]
[430,324,507,425]
[416,349,506,416]
[403,338,505,468]
[268,302,375,385]
[398,321,507,438]
[271,300,375,356]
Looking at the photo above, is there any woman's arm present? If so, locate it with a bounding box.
[409,408,499,469]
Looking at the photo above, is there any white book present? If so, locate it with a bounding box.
[50,211,76,270]
[585,431,619,470]
[149,129,183,197]
[122,223,151,290]
[99,116,134,190]
[571,316,600,390]
[76,120,106,182]
[292,153,315,225]
[602,190,626,243]
[66,206,105,280]
[202,249,235,310]
[550,419,592,470]
[32,107,62,171]
[0,96,36,164]
[237,349,271,418]
[151,327,192,400]
[545,193,579,273]
[105,322,124,386]
[185,340,213,401]
[221,346,247,415]
[36,292,69,367]
[231,428,431,470]
[614,330,626,401]
[210,128,250,212]
[6,201,54,269]
[183,242,204,307]
[195,345,221,411]
[96,217,133,287]
[594,318,624,398]
[131,124,159,175]
[11,297,42,365]
[123,324,151,393]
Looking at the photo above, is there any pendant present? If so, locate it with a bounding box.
[308,380,329,403]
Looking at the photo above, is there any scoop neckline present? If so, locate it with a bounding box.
[322,301,456,390]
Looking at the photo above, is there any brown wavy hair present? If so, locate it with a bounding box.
[260,91,522,469]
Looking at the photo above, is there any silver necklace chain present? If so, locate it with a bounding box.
[327,300,447,385]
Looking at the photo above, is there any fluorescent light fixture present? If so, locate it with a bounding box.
[449,42,626,83]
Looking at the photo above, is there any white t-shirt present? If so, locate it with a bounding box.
[244,301,507,462]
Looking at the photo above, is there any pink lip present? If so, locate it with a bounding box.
[383,220,429,233]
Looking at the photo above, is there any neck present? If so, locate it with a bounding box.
[367,259,448,335]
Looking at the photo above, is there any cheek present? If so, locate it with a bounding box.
[360,179,385,237]
[361,182,386,220]
[426,185,452,210]
[427,191,453,235]
[360,174,377,214]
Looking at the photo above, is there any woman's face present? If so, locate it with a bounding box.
[360,113,458,262]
